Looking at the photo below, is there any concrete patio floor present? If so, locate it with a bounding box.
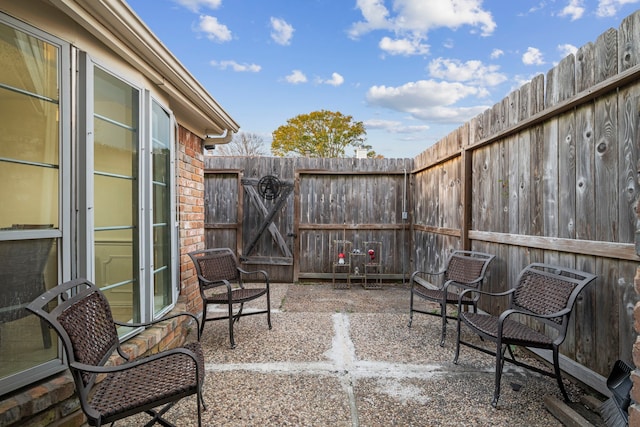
[132,282,603,426]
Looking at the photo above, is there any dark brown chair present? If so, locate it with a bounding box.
[27,278,205,427]
[188,248,272,348]
[408,250,495,346]
[453,263,597,407]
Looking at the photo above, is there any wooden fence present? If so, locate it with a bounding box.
[412,10,640,389]
[203,9,640,393]
[203,157,412,283]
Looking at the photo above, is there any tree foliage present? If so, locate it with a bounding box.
[212,131,267,157]
[271,110,370,158]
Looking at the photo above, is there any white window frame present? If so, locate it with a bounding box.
[78,56,178,340]
[0,13,71,395]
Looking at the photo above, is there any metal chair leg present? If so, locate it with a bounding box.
[228,303,236,349]
[439,299,447,347]
[408,289,414,327]
[453,317,462,364]
[553,346,570,402]
[492,344,508,408]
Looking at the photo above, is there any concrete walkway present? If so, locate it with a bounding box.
[133,283,598,426]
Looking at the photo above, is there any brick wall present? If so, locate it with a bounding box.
[0,125,206,427]
[178,126,206,314]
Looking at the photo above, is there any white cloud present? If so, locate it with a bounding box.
[557,43,578,58]
[379,36,429,56]
[490,48,504,59]
[428,58,507,87]
[366,79,487,123]
[365,119,430,133]
[522,47,545,65]
[596,0,640,17]
[198,15,232,42]
[210,60,261,72]
[350,0,496,39]
[559,0,585,20]
[348,0,391,37]
[317,72,344,86]
[365,119,403,129]
[285,70,307,84]
[173,0,221,13]
[270,17,294,45]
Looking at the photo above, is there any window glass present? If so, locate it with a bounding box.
[151,101,173,314]
[0,239,58,379]
[0,19,61,393]
[0,22,59,228]
[93,68,140,323]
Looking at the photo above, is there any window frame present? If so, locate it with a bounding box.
[78,56,178,340]
[144,93,179,318]
[0,13,71,395]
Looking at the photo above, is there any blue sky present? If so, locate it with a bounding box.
[126,0,640,159]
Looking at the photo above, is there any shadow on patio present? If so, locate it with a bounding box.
[133,283,604,426]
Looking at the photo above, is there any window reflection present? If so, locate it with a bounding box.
[0,21,60,389]
[0,238,57,378]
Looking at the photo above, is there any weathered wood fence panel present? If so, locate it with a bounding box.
[296,170,410,281]
[204,157,413,282]
[411,10,640,389]
[203,171,241,253]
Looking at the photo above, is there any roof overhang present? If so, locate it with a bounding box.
[49,0,238,142]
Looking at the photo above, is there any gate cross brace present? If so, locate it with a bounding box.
[241,179,294,260]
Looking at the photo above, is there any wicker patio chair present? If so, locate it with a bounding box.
[188,248,272,348]
[408,250,495,346]
[453,263,597,407]
[27,278,205,427]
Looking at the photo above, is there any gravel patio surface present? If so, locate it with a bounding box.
[130,282,601,427]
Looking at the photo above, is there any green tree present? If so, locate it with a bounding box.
[271,110,370,157]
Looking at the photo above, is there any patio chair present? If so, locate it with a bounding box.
[408,250,495,346]
[26,278,205,427]
[188,247,272,348]
[453,263,597,407]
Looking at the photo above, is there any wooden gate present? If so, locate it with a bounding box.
[203,168,296,282]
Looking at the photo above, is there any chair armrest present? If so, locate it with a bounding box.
[457,287,514,308]
[114,311,202,340]
[410,270,446,290]
[237,268,269,283]
[197,275,229,289]
[69,346,201,375]
[497,306,572,324]
[443,276,484,292]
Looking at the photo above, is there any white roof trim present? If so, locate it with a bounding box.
[49,0,239,138]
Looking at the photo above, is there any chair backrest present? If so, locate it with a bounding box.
[189,248,240,283]
[512,263,597,331]
[26,279,120,393]
[444,250,495,287]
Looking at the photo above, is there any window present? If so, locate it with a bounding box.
[151,101,176,316]
[92,67,141,325]
[0,17,70,394]
[0,12,177,395]
[82,63,177,336]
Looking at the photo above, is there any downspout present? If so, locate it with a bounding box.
[203,129,231,150]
